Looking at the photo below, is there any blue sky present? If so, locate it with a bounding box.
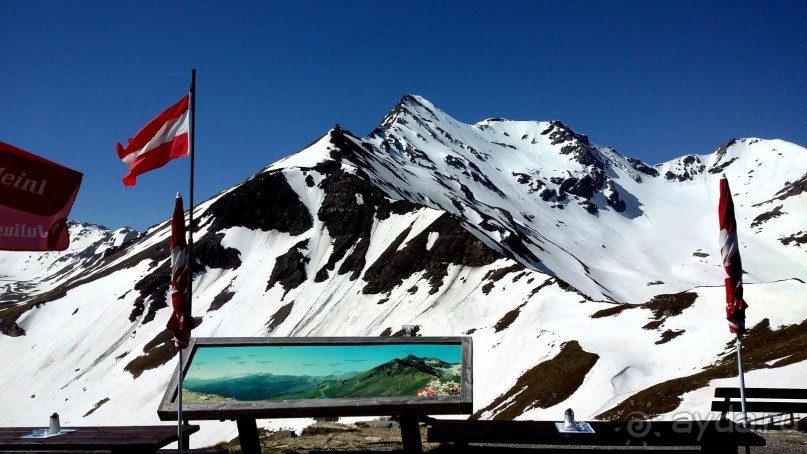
[2,1,805,232]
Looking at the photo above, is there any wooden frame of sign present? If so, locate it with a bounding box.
[158,336,472,454]
[158,336,472,420]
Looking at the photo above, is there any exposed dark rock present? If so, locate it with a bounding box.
[643,319,664,330]
[481,282,495,294]
[124,329,175,378]
[123,320,202,378]
[558,174,601,200]
[267,240,310,296]
[708,140,740,174]
[375,199,421,220]
[83,397,110,417]
[312,158,342,176]
[751,205,784,228]
[483,264,526,283]
[780,231,807,247]
[512,172,531,184]
[555,277,590,300]
[665,155,705,182]
[539,188,556,201]
[591,304,633,318]
[645,292,697,322]
[542,121,591,146]
[769,172,807,202]
[192,232,242,271]
[605,180,627,212]
[494,308,520,332]
[204,170,313,235]
[459,183,476,201]
[444,155,466,171]
[266,302,294,333]
[656,329,685,344]
[627,157,659,177]
[580,200,599,215]
[314,168,391,282]
[709,157,739,174]
[209,285,235,311]
[492,142,517,150]
[130,261,169,324]
[362,214,503,295]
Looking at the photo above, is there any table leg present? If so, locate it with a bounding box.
[399,414,423,454]
[236,418,261,454]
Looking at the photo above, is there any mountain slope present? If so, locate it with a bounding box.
[0,95,805,447]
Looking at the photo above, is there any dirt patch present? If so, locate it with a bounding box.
[207,419,443,453]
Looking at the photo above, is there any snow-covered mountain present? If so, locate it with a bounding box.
[1,95,805,447]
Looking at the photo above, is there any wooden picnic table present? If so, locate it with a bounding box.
[0,424,199,453]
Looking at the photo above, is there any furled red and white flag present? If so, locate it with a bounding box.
[0,141,83,251]
[166,193,195,349]
[116,95,189,187]
[718,175,748,334]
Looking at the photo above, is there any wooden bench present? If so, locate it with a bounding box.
[0,425,199,454]
[158,336,473,454]
[426,419,766,453]
[712,387,807,430]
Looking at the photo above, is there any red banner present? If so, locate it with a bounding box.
[718,176,747,334]
[0,141,82,251]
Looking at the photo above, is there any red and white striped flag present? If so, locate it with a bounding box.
[166,193,195,349]
[116,95,189,186]
[718,175,748,334]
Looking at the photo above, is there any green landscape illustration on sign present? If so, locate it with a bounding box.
[181,344,463,402]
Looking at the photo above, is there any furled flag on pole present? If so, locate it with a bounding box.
[166,193,195,349]
[718,175,748,334]
[116,95,190,186]
[0,141,83,251]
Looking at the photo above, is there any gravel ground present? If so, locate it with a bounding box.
[210,420,807,453]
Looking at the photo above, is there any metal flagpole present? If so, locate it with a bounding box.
[736,335,748,427]
[177,68,196,454]
[177,347,183,453]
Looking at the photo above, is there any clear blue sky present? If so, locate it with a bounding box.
[2,0,805,232]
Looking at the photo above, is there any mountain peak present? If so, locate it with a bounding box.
[373,94,445,133]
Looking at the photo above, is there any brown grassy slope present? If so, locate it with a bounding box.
[471,341,599,420]
[597,317,807,420]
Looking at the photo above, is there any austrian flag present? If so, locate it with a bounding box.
[116,95,190,186]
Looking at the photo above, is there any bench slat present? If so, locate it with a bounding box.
[713,387,807,399]
[711,401,807,414]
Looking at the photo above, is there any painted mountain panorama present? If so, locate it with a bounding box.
[181,343,462,402]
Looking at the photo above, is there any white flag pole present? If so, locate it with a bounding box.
[177,349,184,453]
[736,335,749,427]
